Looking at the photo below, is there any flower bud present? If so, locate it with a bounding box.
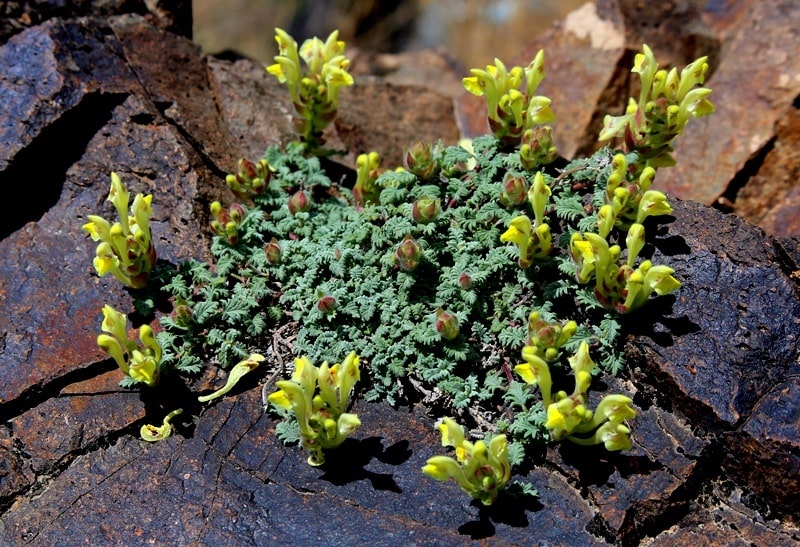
[229,203,246,224]
[404,139,440,180]
[316,295,336,314]
[520,126,558,170]
[457,272,473,290]
[395,235,423,272]
[435,308,460,341]
[288,190,311,214]
[412,195,440,224]
[172,301,193,327]
[264,238,281,264]
[500,173,529,208]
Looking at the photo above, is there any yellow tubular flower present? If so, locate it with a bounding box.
[500,215,533,268]
[198,353,264,403]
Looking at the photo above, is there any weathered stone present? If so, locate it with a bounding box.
[10,369,144,474]
[652,480,800,545]
[626,199,800,524]
[627,200,800,429]
[722,374,800,522]
[733,105,800,237]
[0,425,34,507]
[335,81,461,169]
[206,56,297,163]
[0,0,191,45]
[658,0,800,206]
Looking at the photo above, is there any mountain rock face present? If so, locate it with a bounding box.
[1,2,798,545]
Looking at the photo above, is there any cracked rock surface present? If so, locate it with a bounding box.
[1,3,799,545]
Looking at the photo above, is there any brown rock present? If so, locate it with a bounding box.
[659,0,800,207]
[733,105,800,237]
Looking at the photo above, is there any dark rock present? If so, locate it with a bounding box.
[0,1,191,44]
[626,199,800,527]
[660,0,800,208]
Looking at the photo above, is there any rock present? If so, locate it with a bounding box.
[455,0,800,237]
[0,0,191,44]
[2,3,800,546]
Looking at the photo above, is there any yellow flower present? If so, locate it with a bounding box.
[140,408,183,442]
[198,354,264,403]
[501,215,533,268]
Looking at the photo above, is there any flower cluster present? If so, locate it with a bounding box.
[226,158,271,200]
[209,201,246,244]
[570,223,680,314]
[353,151,383,207]
[422,417,511,505]
[500,171,553,267]
[597,153,672,235]
[97,304,161,386]
[268,352,361,466]
[515,316,635,451]
[599,44,714,168]
[267,28,354,150]
[462,51,556,148]
[82,172,156,289]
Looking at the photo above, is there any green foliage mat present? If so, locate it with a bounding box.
[152,137,631,462]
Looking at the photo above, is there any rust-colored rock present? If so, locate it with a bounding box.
[733,105,800,237]
[659,0,800,207]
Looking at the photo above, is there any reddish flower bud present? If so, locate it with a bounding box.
[317,295,336,314]
[435,308,460,341]
[239,158,258,180]
[227,158,270,199]
[404,139,440,180]
[412,195,440,224]
[229,203,246,224]
[288,190,311,214]
[500,173,530,208]
[520,126,558,170]
[395,235,423,272]
[458,272,473,290]
[264,238,281,264]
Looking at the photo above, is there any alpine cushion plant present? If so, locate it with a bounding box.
[83,30,715,505]
[82,172,156,289]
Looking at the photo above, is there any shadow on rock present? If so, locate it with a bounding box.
[620,294,701,348]
[139,373,203,437]
[557,441,663,486]
[318,436,412,492]
[458,489,544,540]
